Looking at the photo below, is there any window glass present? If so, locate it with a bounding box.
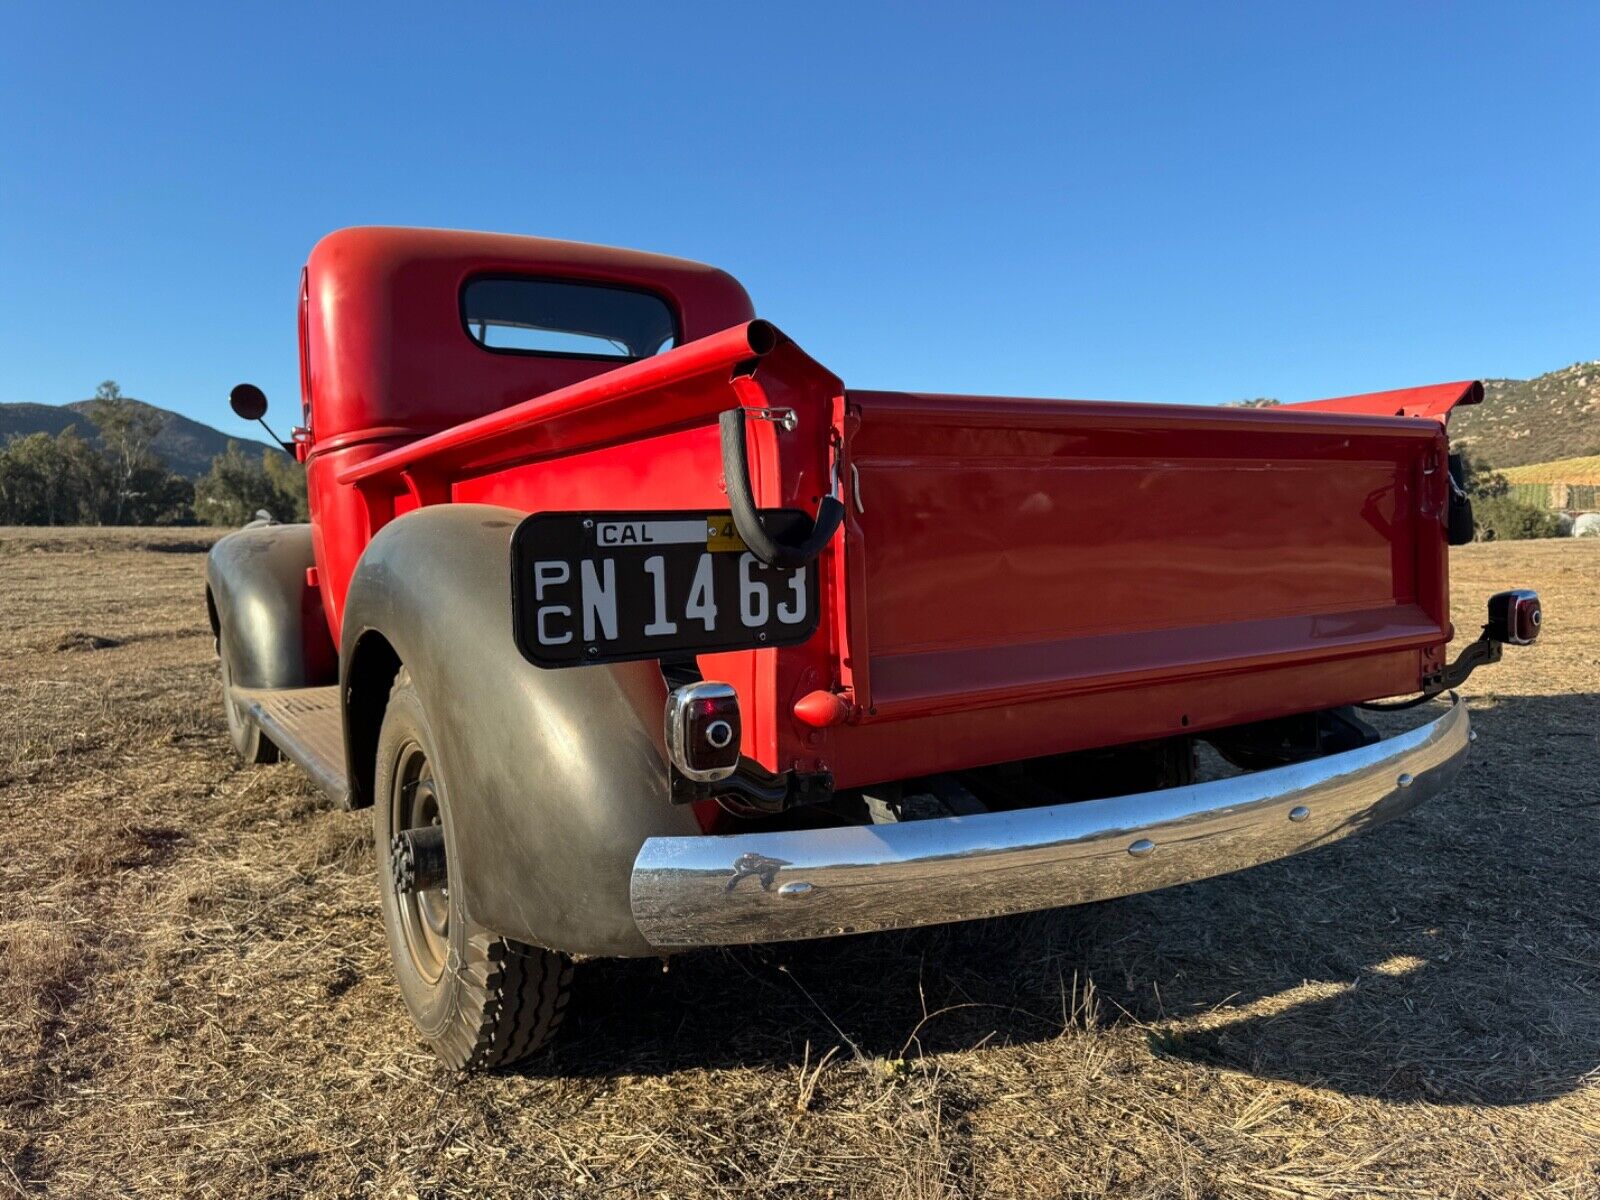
[462,277,678,359]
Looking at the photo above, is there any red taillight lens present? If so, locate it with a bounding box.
[665,683,741,782]
[1487,589,1541,646]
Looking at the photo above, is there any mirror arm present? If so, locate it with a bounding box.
[254,416,292,453]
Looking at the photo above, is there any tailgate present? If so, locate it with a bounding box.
[840,390,1453,724]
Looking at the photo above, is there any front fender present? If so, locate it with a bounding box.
[339,504,702,958]
[205,522,337,688]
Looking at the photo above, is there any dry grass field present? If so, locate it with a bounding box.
[1,527,1597,1198]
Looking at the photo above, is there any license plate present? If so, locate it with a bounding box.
[511,510,822,668]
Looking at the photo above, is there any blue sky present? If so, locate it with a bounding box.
[2,3,1596,444]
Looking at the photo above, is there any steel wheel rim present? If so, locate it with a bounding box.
[392,740,450,983]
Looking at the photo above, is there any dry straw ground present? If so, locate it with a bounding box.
[1,527,1597,1198]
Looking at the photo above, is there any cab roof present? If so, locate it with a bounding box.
[302,226,756,446]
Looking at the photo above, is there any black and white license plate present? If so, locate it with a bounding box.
[511,510,822,668]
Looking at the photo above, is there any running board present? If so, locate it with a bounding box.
[232,686,350,805]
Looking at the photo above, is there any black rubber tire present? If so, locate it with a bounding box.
[219,630,278,764]
[373,667,573,1070]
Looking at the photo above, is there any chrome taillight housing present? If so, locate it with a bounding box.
[1486,589,1541,646]
[665,682,741,782]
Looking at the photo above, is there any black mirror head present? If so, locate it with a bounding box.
[229,383,268,421]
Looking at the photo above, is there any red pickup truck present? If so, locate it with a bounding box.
[206,226,1539,1070]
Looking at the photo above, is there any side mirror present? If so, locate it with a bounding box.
[229,382,292,453]
[229,383,269,422]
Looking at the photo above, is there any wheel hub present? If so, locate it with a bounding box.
[392,742,450,982]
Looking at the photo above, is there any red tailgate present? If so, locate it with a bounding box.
[820,391,1454,785]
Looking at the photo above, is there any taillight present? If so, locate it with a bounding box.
[664,682,741,782]
[1486,589,1541,646]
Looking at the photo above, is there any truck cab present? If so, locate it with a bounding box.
[205,226,1539,1070]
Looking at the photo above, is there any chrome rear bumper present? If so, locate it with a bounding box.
[630,700,1469,949]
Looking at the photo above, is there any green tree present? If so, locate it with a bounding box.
[262,447,310,522]
[86,381,169,524]
[121,462,196,525]
[1472,493,1564,541]
[0,427,112,524]
[195,441,305,526]
[1453,448,1508,499]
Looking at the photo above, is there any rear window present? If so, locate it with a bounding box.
[461,277,678,360]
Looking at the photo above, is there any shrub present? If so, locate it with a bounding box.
[1472,494,1565,541]
[194,442,307,526]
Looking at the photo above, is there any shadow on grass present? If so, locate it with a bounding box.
[528,692,1599,1107]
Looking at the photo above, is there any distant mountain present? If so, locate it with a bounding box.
[0,398,284,478]
[1448,361,1600,469]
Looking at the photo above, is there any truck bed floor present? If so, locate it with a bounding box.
[232,686,349,805]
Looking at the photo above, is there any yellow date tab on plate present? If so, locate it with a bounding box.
[705,516,748,553]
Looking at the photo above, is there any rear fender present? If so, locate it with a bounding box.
[339,504,701,958]
[205,522,337,688]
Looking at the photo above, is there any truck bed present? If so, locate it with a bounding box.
[329,321,1466,790]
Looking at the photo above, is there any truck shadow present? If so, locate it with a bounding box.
[535,692,1600,1107]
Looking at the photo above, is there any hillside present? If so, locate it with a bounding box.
[0,397,283,478]
[1499,455,1600,485]
[1448,360,1600,469]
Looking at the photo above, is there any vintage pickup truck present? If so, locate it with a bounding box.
[206,226,1540,1070]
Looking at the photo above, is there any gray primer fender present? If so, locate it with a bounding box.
[339,504,703,958]
[205,522,337,688]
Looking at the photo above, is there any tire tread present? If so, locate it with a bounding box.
[445,935,571,1071]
